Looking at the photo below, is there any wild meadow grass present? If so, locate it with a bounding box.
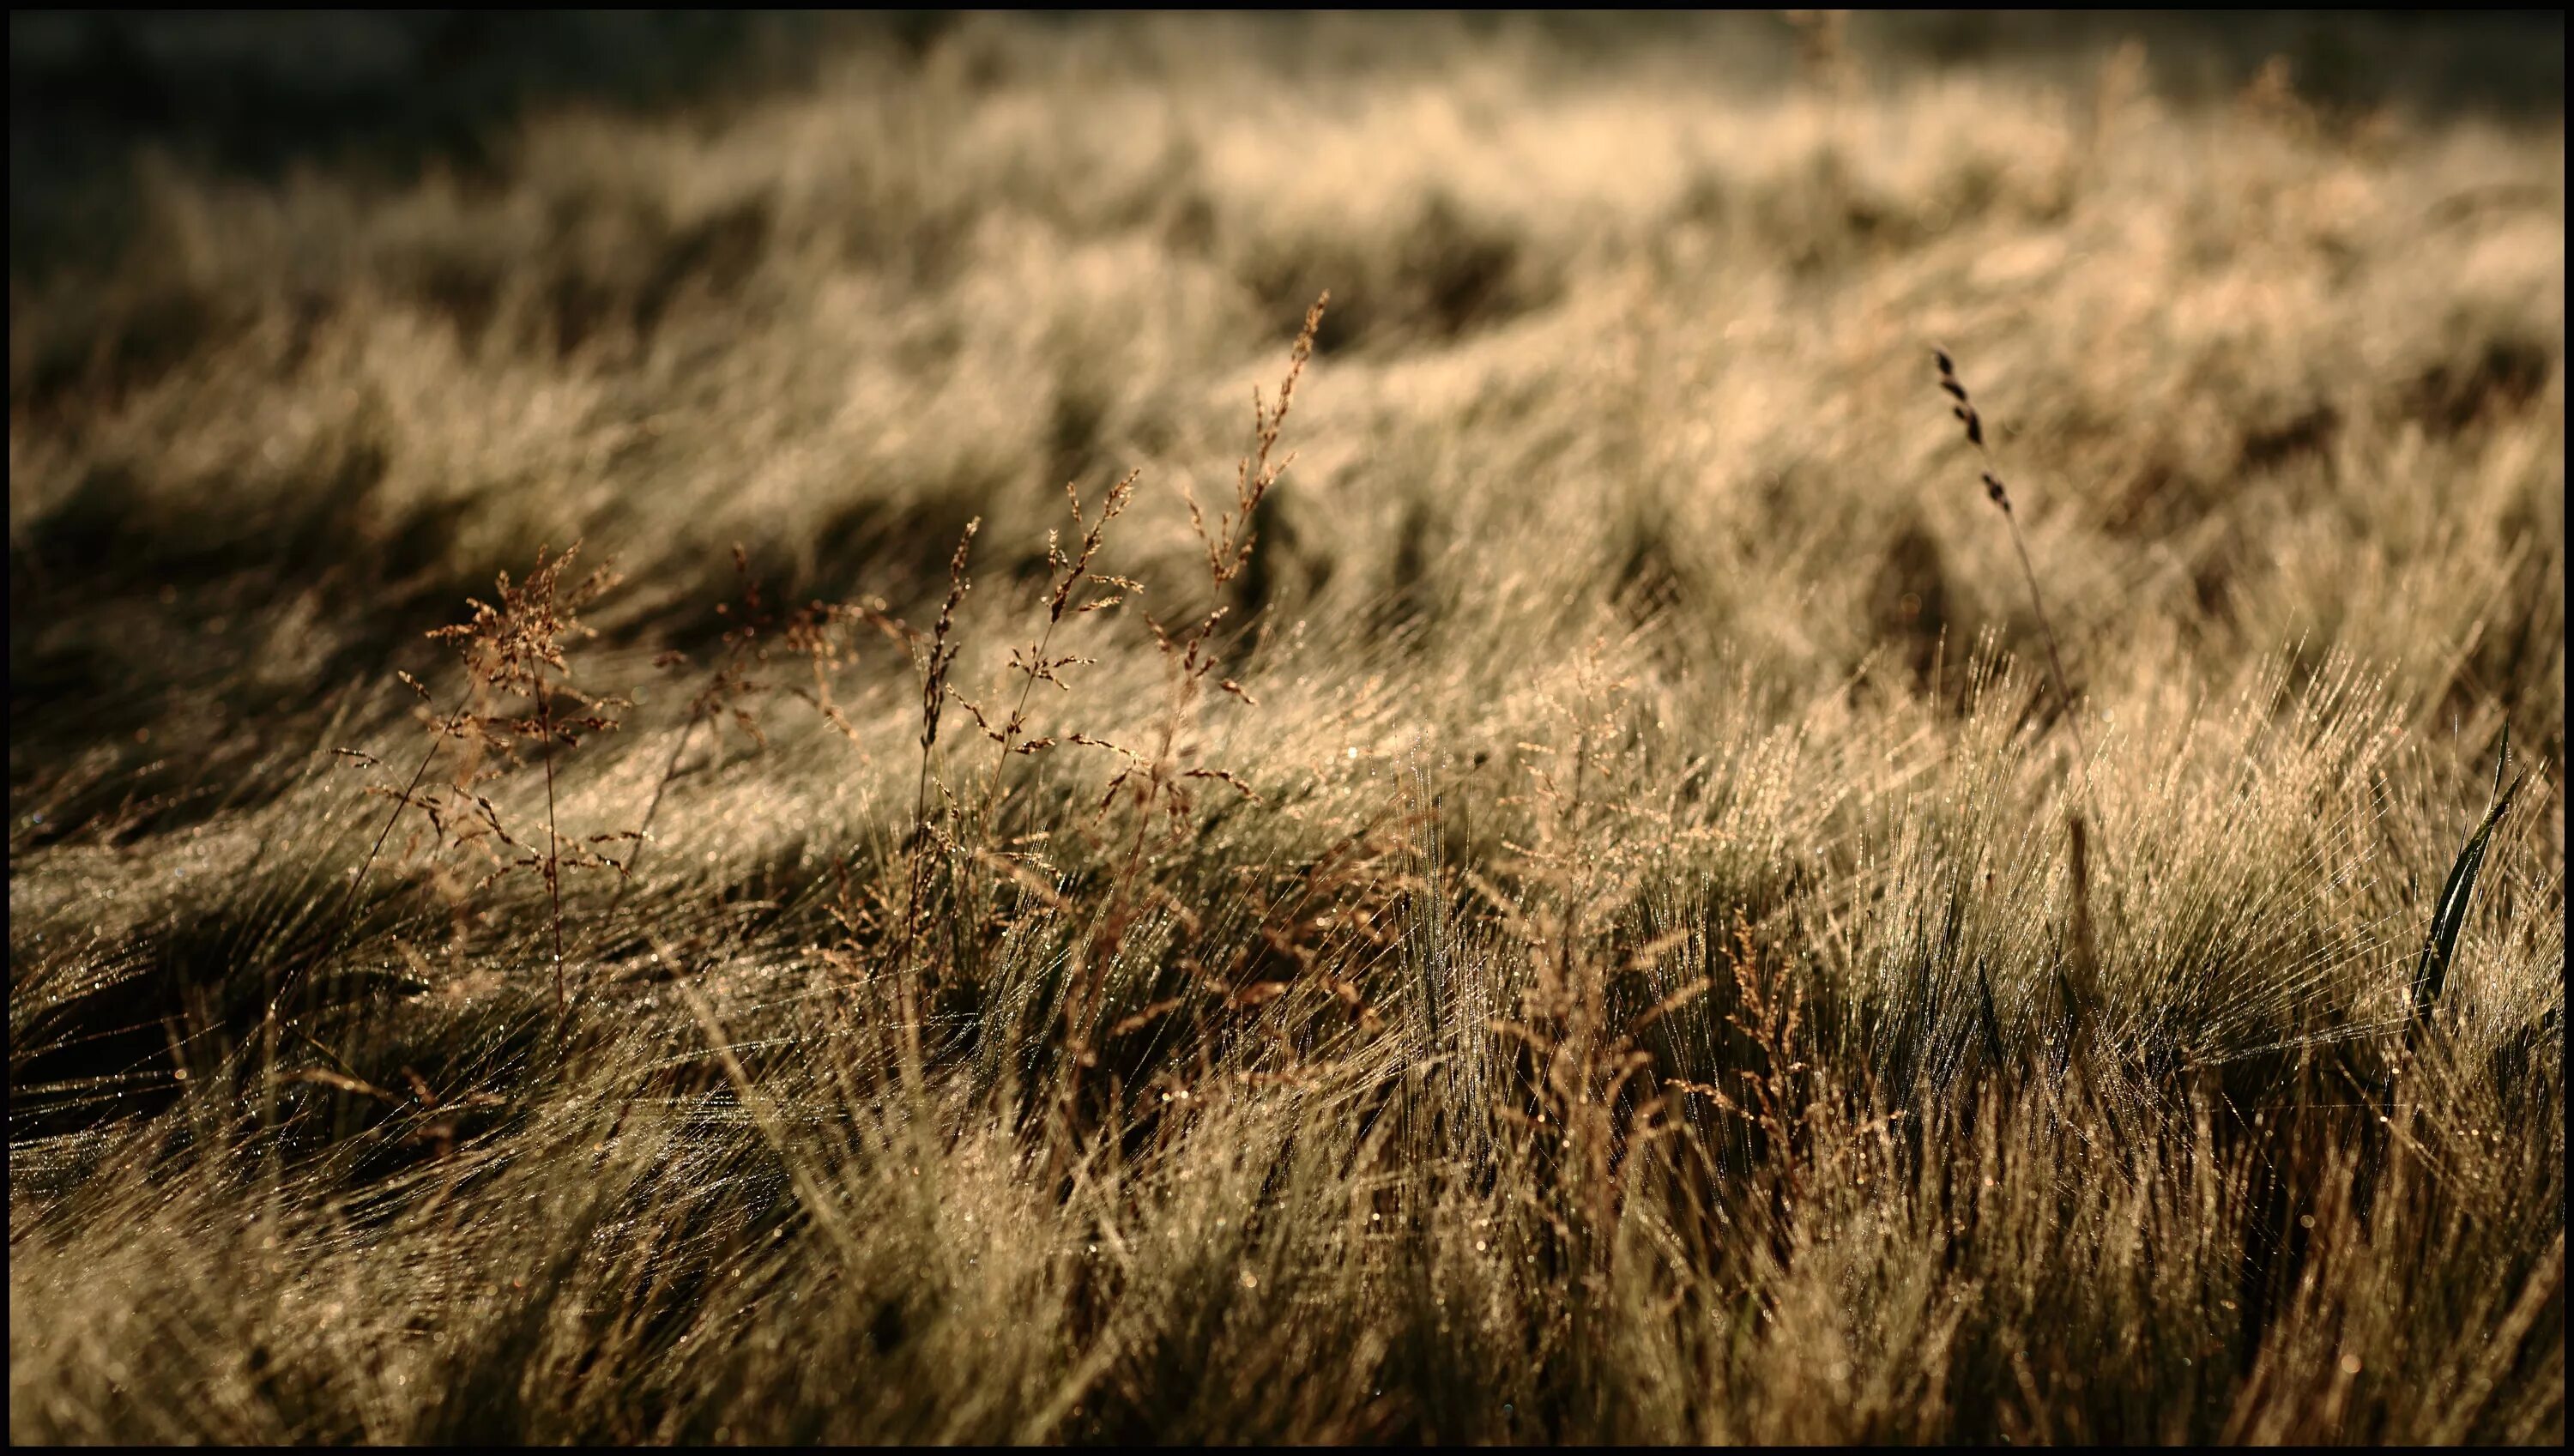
[9,14,2565,1443]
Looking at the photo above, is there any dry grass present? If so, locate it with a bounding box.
[9,13,2565,1445]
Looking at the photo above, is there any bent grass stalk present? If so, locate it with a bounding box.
[1935,348,2125,973]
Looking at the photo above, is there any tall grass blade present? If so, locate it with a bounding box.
[2409,726,2529,1027]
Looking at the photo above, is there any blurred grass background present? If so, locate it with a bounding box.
[13,12,2562,272]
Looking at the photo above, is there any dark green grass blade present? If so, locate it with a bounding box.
[2409,728,2529,1027]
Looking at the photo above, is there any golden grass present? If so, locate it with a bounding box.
[8,13,2565,1444]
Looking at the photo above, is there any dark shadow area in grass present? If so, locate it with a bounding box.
[7,11,873,277]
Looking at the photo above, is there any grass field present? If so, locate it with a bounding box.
[9,13,2565,1443]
